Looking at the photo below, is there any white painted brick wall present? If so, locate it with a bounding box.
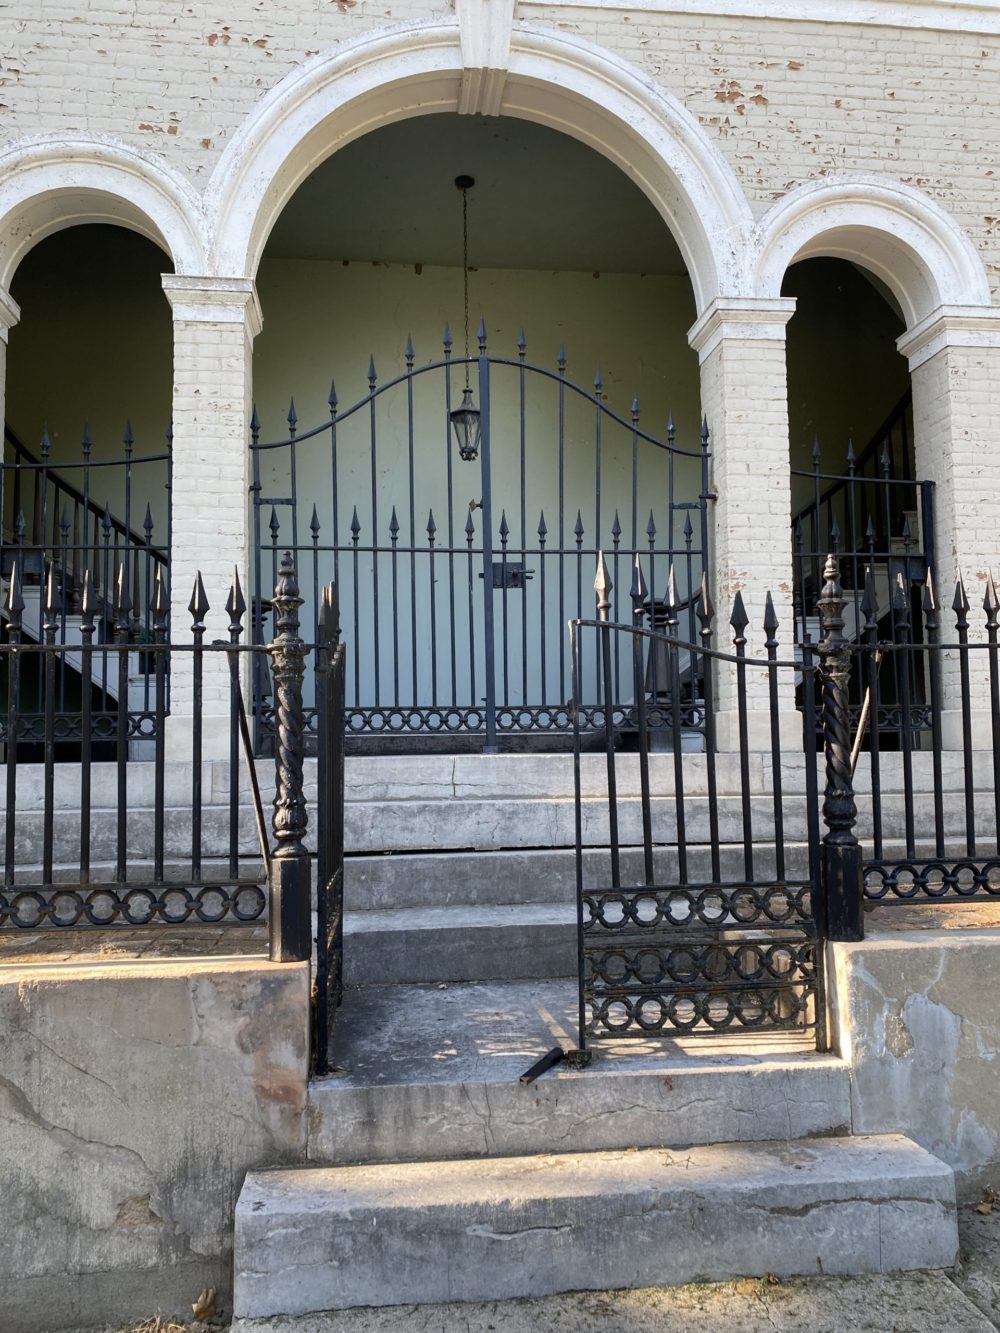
[0,0,449,182]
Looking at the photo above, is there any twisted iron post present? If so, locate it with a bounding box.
[269,551,311,962]
[816,552,864,941]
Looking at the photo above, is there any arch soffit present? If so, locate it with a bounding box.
[206,19,753,313]
[0,136,206,291]
[752,178,992,329]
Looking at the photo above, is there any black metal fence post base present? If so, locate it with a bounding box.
[822,840,864,942]
[269,855,312,963]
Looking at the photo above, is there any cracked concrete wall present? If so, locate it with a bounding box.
[0,955,310,1331]
[833,930,1000,1200]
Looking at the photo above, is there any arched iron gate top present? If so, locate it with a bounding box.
[250,325,712,753]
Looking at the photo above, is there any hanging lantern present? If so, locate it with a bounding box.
[450,385,482,462]
[449,174,481,462]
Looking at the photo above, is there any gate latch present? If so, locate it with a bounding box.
[482,562,534,590]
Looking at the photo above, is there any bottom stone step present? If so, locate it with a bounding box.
[233,1134,957,1318]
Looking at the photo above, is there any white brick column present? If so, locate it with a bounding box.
[899,304,1000,743]
[162,276,261,760]
[0,284,20,448]
[688,297,797,750]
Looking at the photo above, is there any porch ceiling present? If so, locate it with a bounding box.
[264,114,689,277]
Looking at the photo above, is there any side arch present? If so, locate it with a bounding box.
[751,176,992,328]
[0,135,206,289]
[206,19,752,314]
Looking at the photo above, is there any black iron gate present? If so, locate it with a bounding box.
[567,553,865,1058]
[251,325,709,752]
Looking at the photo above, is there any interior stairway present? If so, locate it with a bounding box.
[226,750,962,1319]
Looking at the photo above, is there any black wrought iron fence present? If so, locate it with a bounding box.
[0,556,329,969]
[857,565,1000,908]
[2,422,172,752]
[568,556,828,1056]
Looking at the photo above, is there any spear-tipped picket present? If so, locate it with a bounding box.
[829,516,841,554]
[350,506,361,542]
[465,509,476,540]
[82,422,92,460]
[389,506,399,541]
[611,511,622,548]
[665,565,680,626]
[477,318,488,354]
[879,441,891,476]
[518,330,527,361]
[985,570,1000,628]
[646,510,656,543]
[593,366,602,399]
[631,394,640,425]
[443,323,453,356]
[811,436,821,469]
[143,504,154,544]
[405,335,414,369]
[537,510,547,545]
[102,503,113,541]
[151,567,169,636]
[188,570,209,633]
[922,566,938,621]
[123,420,134,458]
[729,589,749,648]
[594,551,612,621]
[328,381,338,417]
[426,509,437,542]
[5,562,23,634]
[79,567,98,626]
[901,514,912,549]
[286,399,298,438]
[574,510,584,546]
[953,571,970,621]
[42,564,62,638]
[250,405,260,445]
[269,506,280,542]
[701,416,710,451]
[763,590,780,650]
[499,510,509,543]
[13,510,24,547]
[683,512,693,546]
[667,413,675,448]
[630,553,647,617]
[556,343,566,374]
[114,562,132,637]
[310,504,320,540]
[40,426,51,462]
[368,356,377,390]
[697,572,714,640]
[226,566,247,640]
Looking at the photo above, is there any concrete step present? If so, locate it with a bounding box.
[6,789,997,865]
[309,979,848,1164]
[344,904,575,984]
[233,1134,957,1317]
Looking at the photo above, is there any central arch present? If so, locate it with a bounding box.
[206,19,751,313]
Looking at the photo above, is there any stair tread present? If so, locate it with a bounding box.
[343,902,574,932]
[243,1134,951,1207]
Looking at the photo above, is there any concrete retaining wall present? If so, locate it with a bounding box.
[0,955,309,1332]
[833,928,1000,1199]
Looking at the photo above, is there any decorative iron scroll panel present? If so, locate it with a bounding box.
[571,600,825,1051]
[251,331,708,750]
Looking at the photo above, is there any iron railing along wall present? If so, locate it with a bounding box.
[1,422,172,748]
[789,393,935,745]
[251,326,711,753]
[857,564,1000,909]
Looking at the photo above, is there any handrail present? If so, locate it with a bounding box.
[3,422,169,561]
[789,388,914,530]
